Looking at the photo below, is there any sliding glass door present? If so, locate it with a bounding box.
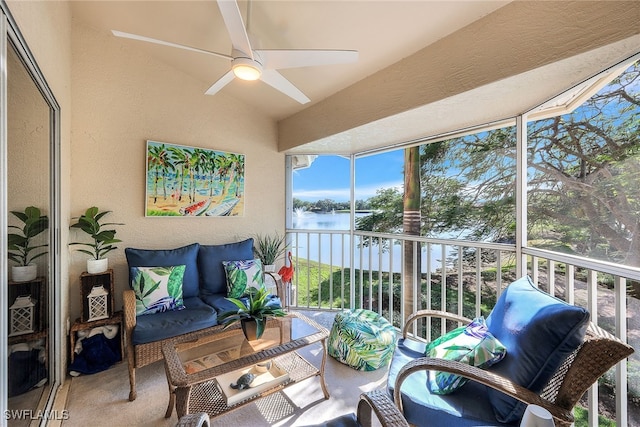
[1,2,61,424]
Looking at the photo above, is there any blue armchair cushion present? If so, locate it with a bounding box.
[197,238,254,295]
[388,339,514,427]
[125,243,200,298]
[131,296,217,345]
[485,276,589,423]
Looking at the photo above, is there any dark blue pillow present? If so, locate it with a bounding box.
[197,238,254,295]
[125,243,200,298]
[485,276,589,423]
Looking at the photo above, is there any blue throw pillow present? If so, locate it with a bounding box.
[485,276,589,423]
[197,238,254,295]
[125,243,200,298]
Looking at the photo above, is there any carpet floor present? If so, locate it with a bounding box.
[60,310,391,427]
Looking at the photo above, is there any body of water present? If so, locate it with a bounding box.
[291,212,453,273]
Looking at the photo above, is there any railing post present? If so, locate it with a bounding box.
[515,114,528,278]
[587,269,598,427]
[615,276,628,427]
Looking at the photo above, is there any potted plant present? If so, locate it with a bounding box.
[70,206,123,274]
[218,287,286,340]
[253,232,287,272]
[8,206,49,282]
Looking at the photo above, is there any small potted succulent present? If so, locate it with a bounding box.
[218,287,286,340]
[70,206,123,274]
[8,206,49,282]
[253,232,287,272]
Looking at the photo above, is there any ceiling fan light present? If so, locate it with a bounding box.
[232,58,262,81]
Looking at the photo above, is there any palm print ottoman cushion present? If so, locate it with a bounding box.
[328,309,397,371]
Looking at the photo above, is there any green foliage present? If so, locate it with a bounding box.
[218,287,287,339]
[292,259,502,330]
[573,405,616,427]
[69,206,123,260]
[7,206,49,266]
[253,232,287,265]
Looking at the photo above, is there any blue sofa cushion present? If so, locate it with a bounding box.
[485,276,589,424]
[198,238,254,295]
[387,338,515,427]
[125,243,200,298]
[201,292,283,316]
[131,296,217,345]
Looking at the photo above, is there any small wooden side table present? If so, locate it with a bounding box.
[69,310,124,364]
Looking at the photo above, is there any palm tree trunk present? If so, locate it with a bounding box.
[403,146,421,324]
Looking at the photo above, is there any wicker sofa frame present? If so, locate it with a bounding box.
[392,310,634,426]
[123,277,285,401]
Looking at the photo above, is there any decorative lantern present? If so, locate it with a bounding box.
[86,285,109,321]
[9,295,35,336]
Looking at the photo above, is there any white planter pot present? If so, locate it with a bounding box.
[87,258,109,274]
[263,264,276,273]
[11,264,38,282]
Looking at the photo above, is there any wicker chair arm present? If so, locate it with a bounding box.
[357,390,410,427]
[393,357,574,425]
[176,412,209,427]
[402,310,472,339]
[123,289,137,336]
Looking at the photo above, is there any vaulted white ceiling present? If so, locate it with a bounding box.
[71,1,640,154]
[71,1,509,119]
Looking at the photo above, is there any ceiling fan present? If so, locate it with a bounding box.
[112,0,358,104]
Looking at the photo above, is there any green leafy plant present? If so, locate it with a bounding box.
[8,206,49,266]
[218,287,286,339]
[253,232,287,266]
[69,206,124,260]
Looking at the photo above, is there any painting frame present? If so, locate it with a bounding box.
[145,140,245,217]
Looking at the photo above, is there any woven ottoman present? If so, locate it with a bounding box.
[328,309,397,371]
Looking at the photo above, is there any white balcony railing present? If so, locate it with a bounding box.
[285,228,638,427]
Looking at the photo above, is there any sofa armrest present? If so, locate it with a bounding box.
[393,357,574,426]
[123,289,137,342]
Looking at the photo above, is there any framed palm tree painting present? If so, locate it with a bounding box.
[145,140,245,217]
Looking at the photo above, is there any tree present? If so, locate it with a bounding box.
[527,63,640,264]
[355,61,640,267]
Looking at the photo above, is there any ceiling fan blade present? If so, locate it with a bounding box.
[260,69,310,104]
[216,0,253,59]
[257,49,358,70]
[204,70,236,96]
[111,30,232,60]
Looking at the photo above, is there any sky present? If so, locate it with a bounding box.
[292,151,405,202]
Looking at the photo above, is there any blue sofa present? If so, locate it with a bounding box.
[122,238,281,401]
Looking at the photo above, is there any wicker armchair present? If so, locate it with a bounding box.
[392,309,634,427]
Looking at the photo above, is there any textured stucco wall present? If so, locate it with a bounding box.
[69,21,284,321]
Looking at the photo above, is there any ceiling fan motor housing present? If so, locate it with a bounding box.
[231,50,263,80]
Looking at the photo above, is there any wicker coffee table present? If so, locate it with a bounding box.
[162,312,330,419]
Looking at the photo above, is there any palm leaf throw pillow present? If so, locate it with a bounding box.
[425,316,506,394]
[130,265,186,316]
[223,259,265,298]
